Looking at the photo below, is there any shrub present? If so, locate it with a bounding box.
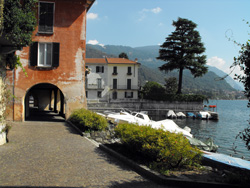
[114,123,202,171]
[69,109,108,132]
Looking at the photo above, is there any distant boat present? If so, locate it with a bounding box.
[197,111,212,120]
[167,110,177,119]
[186,112,196,119]
[176,112,186,119]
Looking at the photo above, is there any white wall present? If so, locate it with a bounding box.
[86,62,140,101]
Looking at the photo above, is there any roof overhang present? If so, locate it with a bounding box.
[86,0,95,12]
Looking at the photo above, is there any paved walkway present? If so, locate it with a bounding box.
[0,121,171,188]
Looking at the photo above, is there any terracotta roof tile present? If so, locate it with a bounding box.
[86,58,107,64]
[86,58,140,65]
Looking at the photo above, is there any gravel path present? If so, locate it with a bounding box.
[0,121,171,188]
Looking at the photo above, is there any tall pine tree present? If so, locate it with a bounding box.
[157,17,207,94]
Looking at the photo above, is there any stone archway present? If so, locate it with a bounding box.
[24,83,65,121]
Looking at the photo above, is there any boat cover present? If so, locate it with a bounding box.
[203,152,250,171]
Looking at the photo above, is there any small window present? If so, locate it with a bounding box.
[97,78,102,89]
[112,91,117,99]
[96,66,104,73]
[112,66,117,75]
[127,67,132,75]
[39,2,54,33]
[127,79,131,90]
[136,114,144,120]
[86,91,88,98]
[38,43,52,67]
[125,92,133,98]
[97,91,102,98]
[113,79,117,89]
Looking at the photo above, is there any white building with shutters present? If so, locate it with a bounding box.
[85,57,140,102]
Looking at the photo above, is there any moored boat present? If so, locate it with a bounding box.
[167,110,177,119]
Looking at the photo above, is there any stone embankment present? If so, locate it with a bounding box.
[87,99,204,120]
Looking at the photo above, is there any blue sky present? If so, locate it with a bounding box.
[86,0,250,77]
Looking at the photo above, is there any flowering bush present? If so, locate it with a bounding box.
[69,109,108,132]
[114,123,202,171]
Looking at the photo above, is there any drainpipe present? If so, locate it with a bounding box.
[12,68,15,121]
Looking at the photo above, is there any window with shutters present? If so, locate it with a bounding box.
[39,2,54,33]
[113,79,117,89]
[125,92,133,98]
[127,79,131,89]
[96,66,104,73]
[29,42,60,68]
[112,66,118,75]
[127,67,132,75]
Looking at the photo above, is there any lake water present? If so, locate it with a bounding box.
[172,100,250,160]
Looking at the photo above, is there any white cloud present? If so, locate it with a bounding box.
[151,7,162,14]
[87,40,105,47]
[207,56,226,70]
[138,7,162,21]
[87,13,98,20]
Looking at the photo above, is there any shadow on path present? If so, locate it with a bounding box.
[26,108,65,122]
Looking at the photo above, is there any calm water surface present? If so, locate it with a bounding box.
[172,100,250,160]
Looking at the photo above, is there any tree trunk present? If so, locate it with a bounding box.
[177,68,183,94]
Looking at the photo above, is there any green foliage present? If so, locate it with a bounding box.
[164,77,177,94]
[3,0,37,48]
[118,52,129,59]
[141,81,166,100]
[157,17,207,94]
[0,0,3,32]
[69,109,108,132]
[5,52,27,76]
[141,81,207,102]
[232,41,250,150]
[114,123,202,170]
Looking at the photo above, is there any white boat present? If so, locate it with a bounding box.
[167,110,177,119]
[176,112,186,119]
[197,111,212,119]
[107,110,193,138]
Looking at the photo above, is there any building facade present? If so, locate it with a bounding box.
[85,57,140,102]
[6,0,95,121]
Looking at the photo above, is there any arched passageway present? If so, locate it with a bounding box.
[25,83,65,122]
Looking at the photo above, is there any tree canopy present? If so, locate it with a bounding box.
[157,17,207,94]
[119,52,129,59]
[233,40,250,150]
[2,0,37,49]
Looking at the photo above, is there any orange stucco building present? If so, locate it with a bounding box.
[6,0,95,121]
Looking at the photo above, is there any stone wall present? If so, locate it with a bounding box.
[87,99,204,120]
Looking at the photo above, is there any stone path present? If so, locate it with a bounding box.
[0,121,172,188]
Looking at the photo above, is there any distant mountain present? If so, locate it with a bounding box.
[87,44,243,91]
[208,66,244,91]
[86,44,117,58]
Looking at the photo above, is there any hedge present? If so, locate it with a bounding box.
[114,123,202,171]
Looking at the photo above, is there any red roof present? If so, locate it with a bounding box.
[86,58,140,65]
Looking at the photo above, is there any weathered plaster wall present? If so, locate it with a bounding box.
[0,58,6,145]
[6,0,88,121]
